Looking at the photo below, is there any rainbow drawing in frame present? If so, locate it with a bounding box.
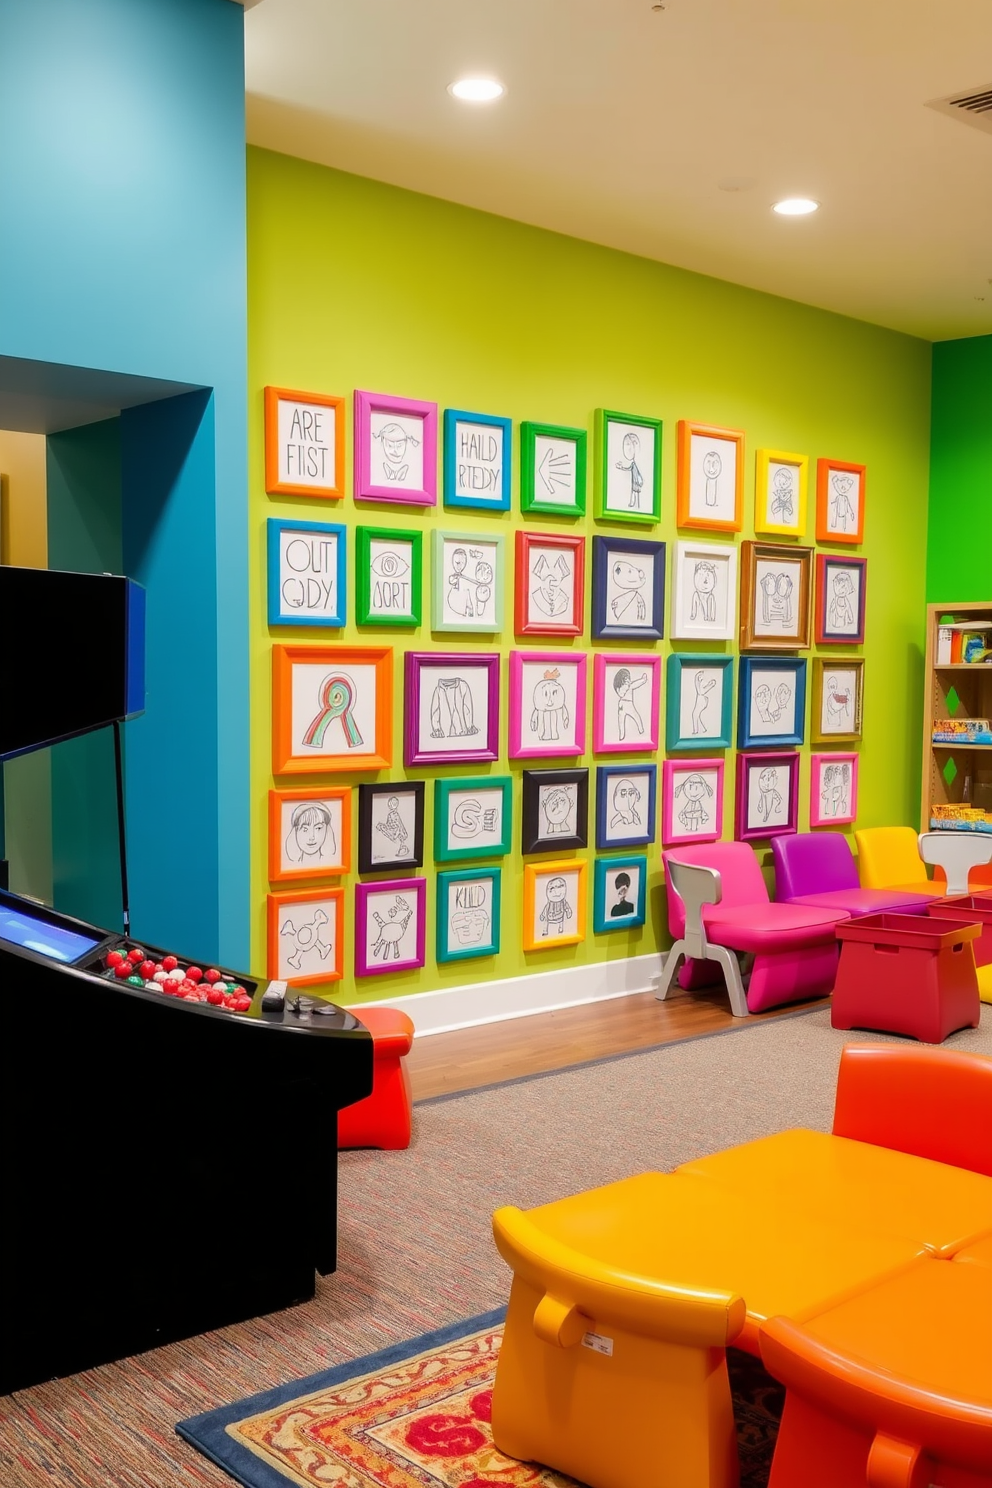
[735,750,799,842]
[272,644,393,774]
[443,408,511,511]
[266,886,345,987]
[404,651,500,767]
[592,652,661,755]
[810,752,859,827]
[661,758,724,847]
[509,650,587,760]
[355,878,427,976]
[354,390,437,506]
[267,518,346,628]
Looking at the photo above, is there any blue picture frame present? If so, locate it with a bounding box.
[593,855,647,933]
[737,656,807,749]
[267,517,347,628]
[436,866,502,963]
[443,408,512,511]
[595,763,657,850]
[591,536,666,641]
[665,653,734,751]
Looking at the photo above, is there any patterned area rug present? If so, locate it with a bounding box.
[178,1309,784,1488]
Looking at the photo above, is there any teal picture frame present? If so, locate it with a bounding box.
[433,775,513,862]
[665,653,734,751]
[431,529,505,633]
[355,525,422,627]
[520,420,587,517]
[436,866,502,962]
[593,855,647,933]
[594,409,662,525]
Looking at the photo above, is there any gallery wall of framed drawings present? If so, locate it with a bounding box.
[245,147,932,1008]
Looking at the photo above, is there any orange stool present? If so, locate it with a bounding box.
[337,1007,414,1150]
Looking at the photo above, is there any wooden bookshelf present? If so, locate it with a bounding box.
[922,601,992,831]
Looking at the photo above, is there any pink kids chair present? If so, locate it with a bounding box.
[772,833,937,916]
[657,843,849,1015]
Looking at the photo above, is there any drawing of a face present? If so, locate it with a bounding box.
[755,684,771,711]
[451,547,467,576]
[776,684,791,710]
[475,560,494,585]
[289,803,332,863]
[681,774,709,802]
[694,562,716,594]
[546,877,567,903]
[832,473,854,497]
[612,778,641,822]
[758,767,778,792]
[622,432,640,460]
[377,422,418,464]
[543,789,572,828]
[703,450,722,480]
[832,571,854,596]
[611,560,644,590]
[772,467,793,497]
[369,549,410,580]
[534,678,566,711]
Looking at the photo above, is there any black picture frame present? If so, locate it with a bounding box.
[521,768,589,854]
[358,781,425,873]
[591,535,666,641]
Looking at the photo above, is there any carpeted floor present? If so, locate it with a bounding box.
[2,1005,989,1487]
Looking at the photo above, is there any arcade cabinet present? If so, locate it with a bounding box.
[0,566,373,1395]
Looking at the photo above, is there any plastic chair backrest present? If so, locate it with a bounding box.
[919,831,992,897]
[663,842,768,939]
[833,1043,992,1176]
[771,832,859,900]
[666,858,722,958]
[854,826,927,889]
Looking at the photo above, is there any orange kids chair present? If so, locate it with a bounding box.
[337,1006,414,1149]
[855,826,943,899]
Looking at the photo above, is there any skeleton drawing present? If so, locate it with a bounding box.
[370,895,414,962]
[280,908,332,971]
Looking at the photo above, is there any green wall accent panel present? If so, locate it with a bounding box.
[247,147,933,1004]
[928,335,992,603]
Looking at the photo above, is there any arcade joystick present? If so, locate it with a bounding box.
[262,980,287,1012]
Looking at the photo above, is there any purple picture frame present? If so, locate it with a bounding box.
[735,750,799,842]
[354,390,438,506]
[661,758,724,846]
[508,649,587,759]
[404,651,500,766]
[592,652,661,755]
[355,877,426,976]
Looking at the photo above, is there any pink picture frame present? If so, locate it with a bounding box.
[592,653,661,755]
[810,752,859,827]
[354,390,438,506]
[509,650,587,759]
[661,759,724,846]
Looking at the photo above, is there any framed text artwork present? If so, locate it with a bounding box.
[354,390,438,506]
[268,786,352,883]
[267,518,347,628]
[594,409,662,525]
[266,886,345,987]
[590,535,666,642]
[404,651,501,766]
[436,866,502,963]
[443,408,512,512]
[519,420,587,517]
[272,644,393,774]
[355,526,423,628]
[264,387,345,500]
[676,420,744,532]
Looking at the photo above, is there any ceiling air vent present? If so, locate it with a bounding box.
[927,86,992,137]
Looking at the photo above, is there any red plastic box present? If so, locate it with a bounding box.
[832,913,981,1044]
[928,892,992,967]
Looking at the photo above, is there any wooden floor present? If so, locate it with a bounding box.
[407,986,827,1100]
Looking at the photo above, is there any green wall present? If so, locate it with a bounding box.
[928,335,992,602]
[248,145,933,1005]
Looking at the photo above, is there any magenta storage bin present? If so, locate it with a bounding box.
[833,913,981,1044]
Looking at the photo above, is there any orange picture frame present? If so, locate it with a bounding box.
[816,458,865,545]
[676,420,745,532]
[264,386,346,499]
[272,643,393,774]
[266,886,345,987]
[268,785,352,883]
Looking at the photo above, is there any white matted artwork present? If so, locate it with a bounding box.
[606,552,656,631]
[752,554,806,643]
[745,760,791,833]
[598,767,655,848]
[758,459,802,532]
[366,788,420,868]
[671,541,738,640]
[370,409,425,493]
[605,419,657,518]
[679,664,726,743]
[747,666,799,740]
[433,531,503,632]
[415,662,493,757]
[291,661,380,763]
[669,763,721,839]
[276,795,346,876]
[824,560,863,638]
[270,522,344,626]
[688,433,739,524]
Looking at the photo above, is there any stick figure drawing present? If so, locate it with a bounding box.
[540,876,572,936]
[615,430,644,509]
[829,472,857,531]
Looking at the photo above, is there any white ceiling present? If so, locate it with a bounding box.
[244,0,992,341]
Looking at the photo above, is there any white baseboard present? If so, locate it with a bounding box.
[343,951,665,1037]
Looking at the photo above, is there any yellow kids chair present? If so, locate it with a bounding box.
[854,827,942,899]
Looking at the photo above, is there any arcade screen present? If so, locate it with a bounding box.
[0,907,101,964]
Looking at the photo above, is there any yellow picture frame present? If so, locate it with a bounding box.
[522,859,587,951]
[754,448,808,538]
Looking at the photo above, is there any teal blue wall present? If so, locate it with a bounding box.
[0,0,249,964]
[928,336,992,602]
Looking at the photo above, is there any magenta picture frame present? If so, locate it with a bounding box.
[592,653,661,755]
[355,877,426,976]
[810,751,859,827]
[354,389,438,506]
[735,750,799,842]
[661,758,724,846]
[404,651,500,766]
[508,649,587,759]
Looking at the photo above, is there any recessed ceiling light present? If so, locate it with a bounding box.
[448,78,504,103]
[773,197,820,216]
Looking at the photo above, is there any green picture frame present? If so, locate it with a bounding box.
[665,653,734,752]
[433,775,513,863]
[430,529,505,633]
[520,420,587,517]
[594,409,662,525]
[355,525,422,627]
[436,866,502,963]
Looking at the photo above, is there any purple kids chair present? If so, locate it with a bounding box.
[658,842,848,1015]
[772,833,937,916]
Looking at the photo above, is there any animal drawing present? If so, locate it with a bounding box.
[370,895,414,962]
